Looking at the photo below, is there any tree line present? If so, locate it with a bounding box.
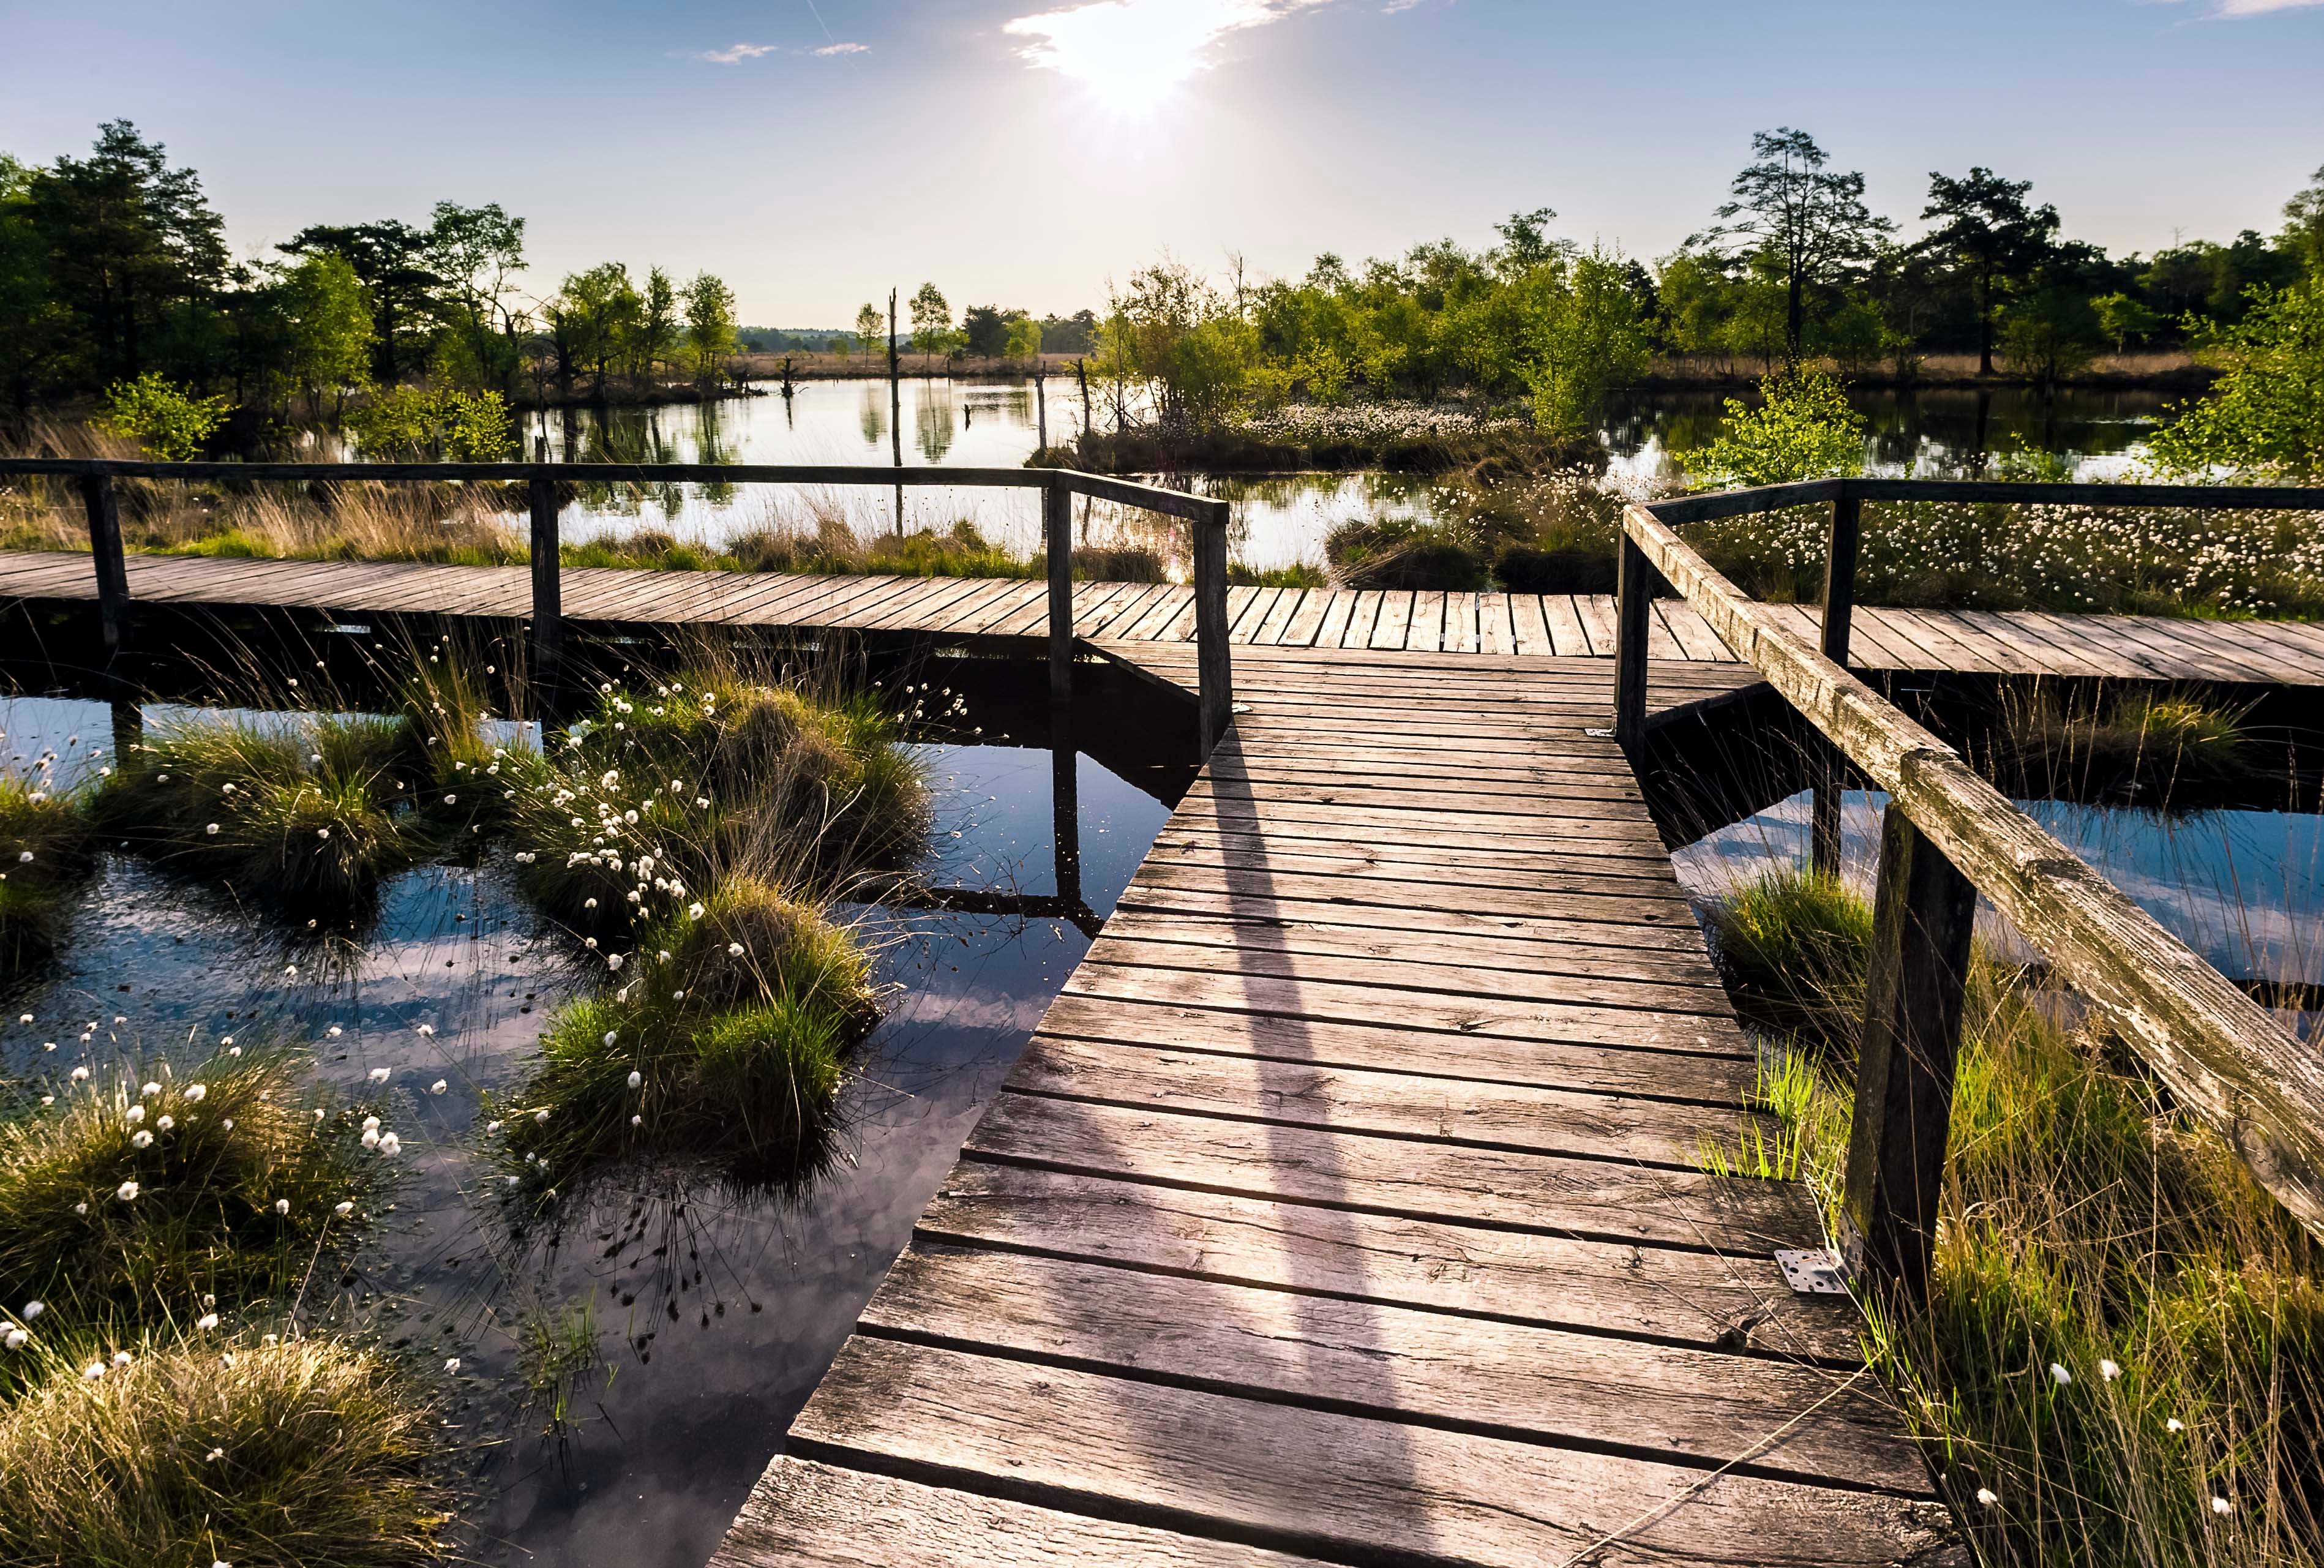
[1088,129,2324,438]
[0,121,741,429]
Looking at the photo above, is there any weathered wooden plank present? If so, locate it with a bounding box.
[1573,592,1619,655]
[868,1244,1929,1493]
[790,1339,1960,1568]
[1110,882,1718,957]
[1008,1036,1748,1168]
[1368,590,1415,650]
[711,1456,1335,1568]
[915,1161,1862,1361]
[967,1092,1818,1250]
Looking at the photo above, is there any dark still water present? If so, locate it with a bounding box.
[0,689,1174,1567]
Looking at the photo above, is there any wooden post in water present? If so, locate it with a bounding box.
[1077,358,1092,441]
[1044,475,1074,710]
[1193,500,1234,756]
[78,470,130,666]
[1035,372,1048,454]
[1612,531,1654,754]
[528,437,563,695]
[1840,803,1976,1299]
[1051,726,1082,913]
[888,288,904,533]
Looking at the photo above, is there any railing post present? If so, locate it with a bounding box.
[1820,490,1861,666]
[528,445,563,693]
[1612,527,1654,752]
[1044,475,1074,709]
[79,470,131,666]
[1193,499,1234,757]
[1840,801,1976,1300]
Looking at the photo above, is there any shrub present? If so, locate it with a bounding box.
[0,1333,453,1567]
[94,373,229,461]
[343,385,514,462]
[2147,274,2324,481]
[1676,364,1867,490]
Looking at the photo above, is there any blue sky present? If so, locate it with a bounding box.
[3,0,2319,323]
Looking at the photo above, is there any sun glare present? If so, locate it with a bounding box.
[1005,0,1297,116]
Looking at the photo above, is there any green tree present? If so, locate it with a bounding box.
[0,154,68,412]
[961,304,1010,359]
[683,271,737,381]
[1998,283,2102,388]
[95,371,228,459]
[1515,247,1653,437]
[908,282,954,362]
[1693,129,1892,359]
[278,219,440,384]
[636,266,681,384]
[24,121,229,388]
[277,252,375,415]
[555,263,640,399]
[1003,311,1043,361]
[343,384,514,461]
[2093,292,2162,354]
[425,202,527,394]
[1915,167,2060,376]
[2145,274,2324,479]
[2280,165,2324,277]
[852,302,886,358]
[1677,364,1867,489]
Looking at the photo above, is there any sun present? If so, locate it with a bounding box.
[1005,0,1277,118]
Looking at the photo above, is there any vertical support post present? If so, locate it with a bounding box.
[1840,803,1977,1299]
[1612,528,1654,753]
[1035,372,1049,453]
[1193,500,1234,757]
[1051,727,1082,914]
[1044,475,1074,710]
[1820,491,1861,667]
[79,470,130,666]
[528,444,563,696]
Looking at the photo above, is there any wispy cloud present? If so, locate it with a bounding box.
[1003,0,1335,103]
[811,42,870,55]
[695,42,778,63]
[2156,0,2323,15]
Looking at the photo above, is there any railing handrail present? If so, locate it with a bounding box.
[7,457,1237,755]
[1614,481,2324,1286]
[1644,475,2324,525]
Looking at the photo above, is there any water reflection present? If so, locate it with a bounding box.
[0,689,1176,1568]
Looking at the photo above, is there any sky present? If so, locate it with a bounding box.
[2,0,2320,324]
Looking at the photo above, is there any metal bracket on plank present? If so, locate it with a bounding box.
[1775,1247,1855,1296]
[1583,727,1614,739]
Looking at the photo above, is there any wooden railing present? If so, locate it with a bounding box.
[1615,478,2324,1296]
[0,458,1237,755]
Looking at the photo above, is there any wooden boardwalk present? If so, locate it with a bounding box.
[710,649,1962,1568]
[4,549,2322,683]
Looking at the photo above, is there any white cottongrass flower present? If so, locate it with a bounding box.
[2049,1363,2071,1387]
[141,1081,160,1098]
[376,1132,401,1156]
[631,1114,643,1126]
[157,1116,174,1131]
[445,1358,461,1374]
[131,1130,153,1149]
[184,1084,206,1103]
[70,1065,89,1082]
[444,794,457,805]
[627,1070,643,1089]
[116,1180,138,1201]
[83,1361,105,1379]
[4,1327,26,1350]
[361,1128,380,1149]
[273,1198,290,1215]
[317,827,330,840]
[326,1025,342,1038]
[73,1202,87,1214]
[368,1068,391,1084]
[111,1350,132,1367]
[2214,1496,2233,1515]
[416,1023,435,1037]
[197,1313,219,1331]
[126,1105,145,1125]
[1976,1487,1998,1507]
[21,1302,41,1321]
[2099,1359,2121,1382]
[534,1108,550,1123]
[687,902,704,919]
[206,823,220,835]
[602,1031,618,1047]
[16,1013,28,1024]
[727,942,744,958]
[361,1114,380,1131]
[429,1079,448,1095]
[606,953,624,971]
[2168,1417,2186,1433]
[334,1200,354,1217]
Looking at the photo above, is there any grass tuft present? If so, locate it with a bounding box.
[0,1332,454,1567]
[0,773,98,974]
